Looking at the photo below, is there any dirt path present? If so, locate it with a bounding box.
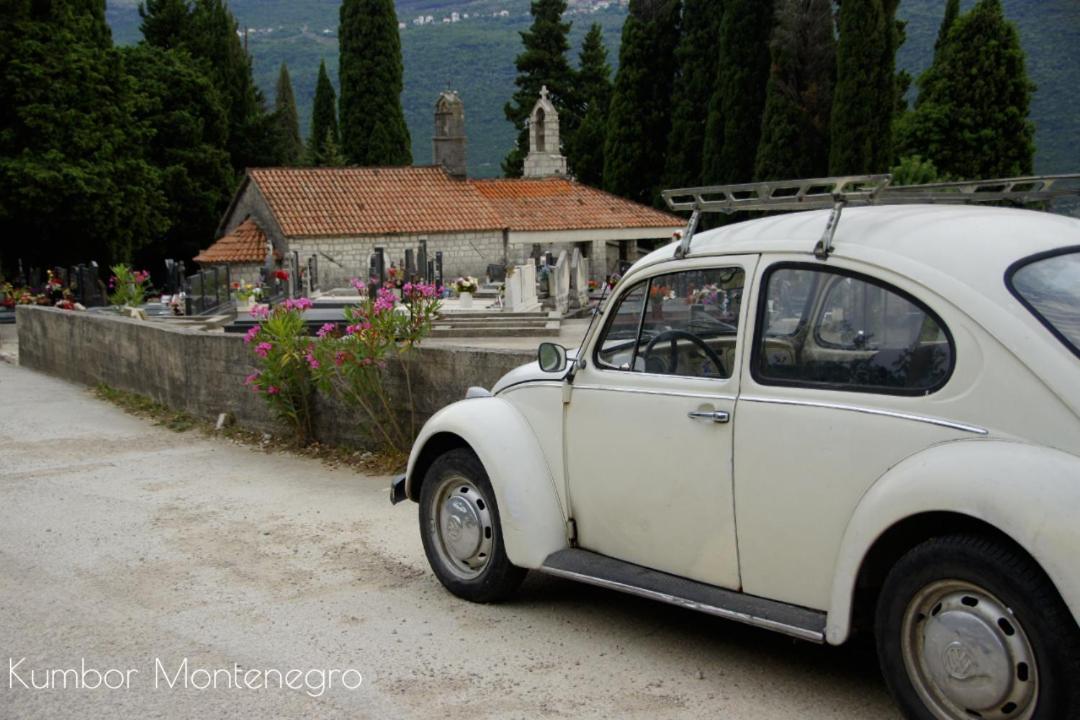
[0,362,899,719]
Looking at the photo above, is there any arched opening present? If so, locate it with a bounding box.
[534,108,546,152]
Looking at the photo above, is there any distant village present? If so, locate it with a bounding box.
[237,0,629,37]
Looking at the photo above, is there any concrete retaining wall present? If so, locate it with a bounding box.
[16,306,533,449]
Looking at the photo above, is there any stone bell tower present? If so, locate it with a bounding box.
[523,86,568,179]
[433,90,467,178]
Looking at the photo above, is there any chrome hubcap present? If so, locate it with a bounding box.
[431,475,493,579]
[902,580,1038,720]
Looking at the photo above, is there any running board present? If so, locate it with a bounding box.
[539,549,826,644]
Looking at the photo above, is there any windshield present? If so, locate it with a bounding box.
[1009,249,1080,358]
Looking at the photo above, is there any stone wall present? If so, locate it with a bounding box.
[289,231,505,288]
[17,306,534,449]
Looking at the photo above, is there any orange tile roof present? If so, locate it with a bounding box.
[242,167,682,239]
[194,219,277,264]
[249,166,505,236]
[472,177,682,232]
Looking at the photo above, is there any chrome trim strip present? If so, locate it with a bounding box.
[496,380,563,395]
[739,396,988,435]
[537,566,825,644]
[574,384,737,402]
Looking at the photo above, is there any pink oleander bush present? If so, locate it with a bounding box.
[311,282,441,457]
[244,297,316,446]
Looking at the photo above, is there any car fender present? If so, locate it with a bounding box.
[405,397,568,569]
[827,439,1080,645]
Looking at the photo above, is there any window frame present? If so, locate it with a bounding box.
[750,261,957,397]
[1005,245,1080,361]
[591,266,744,381]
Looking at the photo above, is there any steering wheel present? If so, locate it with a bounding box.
[642,329,727,377]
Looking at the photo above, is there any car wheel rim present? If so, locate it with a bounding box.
[430,474,493,580]
[901,579,1039,720]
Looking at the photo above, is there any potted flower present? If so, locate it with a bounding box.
[234,282,262,312]
[451,276,479,308]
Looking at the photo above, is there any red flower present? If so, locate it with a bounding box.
[274,270,289,281]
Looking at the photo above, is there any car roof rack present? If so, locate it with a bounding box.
[662,173,1080,260]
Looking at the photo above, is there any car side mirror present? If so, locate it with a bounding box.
[538,342,568,373]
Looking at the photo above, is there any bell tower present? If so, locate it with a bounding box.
[523,86,568,178]
[433,90,467,178]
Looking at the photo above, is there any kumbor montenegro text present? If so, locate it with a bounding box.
[2,1,1079,720]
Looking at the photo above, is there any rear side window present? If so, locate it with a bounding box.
[754,266,954,395]
[1008,248,1080,359]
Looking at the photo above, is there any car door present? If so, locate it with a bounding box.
[734,259,969,611]
[564,256,757,590]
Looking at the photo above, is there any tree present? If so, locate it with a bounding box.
[567,24,611,186]
[122,44,234,266]
[934,0,961,59]
[896,0,1035,179]
[663,0,724,190]
[338,0,411,166]
[502,0,575,177]
[603,0,681,205]
[0,2,168,268]
[273,63,303,166]
[829,0,901,175]
[308,60,341,167]
[138,0,190,50]
[891,155,944,186]
[701,0,774,185]
[753,0,836,181]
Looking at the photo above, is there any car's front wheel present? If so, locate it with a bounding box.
[876,534,1080,720]
[419,448,526,603]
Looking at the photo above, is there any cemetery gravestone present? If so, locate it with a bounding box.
[554,251,570,316]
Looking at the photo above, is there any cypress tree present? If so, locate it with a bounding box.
[142,0,271,172]
[753,0,836,181]
[663,0,724,190]
[339,0,411,166]
[603,0,681,205]
[138,0,190,50]
[934,0,961,58]
[502,0,575,177]
[567,24,611,187]
[273,63,303,166]
[308,60,341,167]
[896,0,1034,179]
[829,0,901,175]
[123,44,234,264]
[0,2,168,267]
[701,0,774,185]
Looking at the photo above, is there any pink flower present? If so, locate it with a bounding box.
[373,287,396,313]
[267,386,280,395]
[334,351,347,367]
[255,342,273,358]
[251,305,270,320]
[283,297,313,312]
[316,322,336,338]
[243,326,260,345]
[243,372,260,386]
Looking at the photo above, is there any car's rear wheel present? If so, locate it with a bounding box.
[876,534,1080,720]
[419,448,526,602]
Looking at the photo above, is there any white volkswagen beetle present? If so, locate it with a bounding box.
[392,176,1080,720]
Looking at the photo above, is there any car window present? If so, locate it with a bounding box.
[596,267,744,379]
[756,266,953,394]
[1008,249,1080,359]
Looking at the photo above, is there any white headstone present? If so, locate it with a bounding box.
[570,248,590,309]
[505,263,540,312]
[554,251,570,316]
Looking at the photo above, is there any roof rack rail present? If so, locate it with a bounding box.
[663,173,1080,260]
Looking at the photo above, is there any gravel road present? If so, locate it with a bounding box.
[0,361,900,719]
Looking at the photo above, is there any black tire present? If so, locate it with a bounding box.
[875,534,1080,720]
[418,448,526,603]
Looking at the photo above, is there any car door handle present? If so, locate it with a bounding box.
[688,410,730,424]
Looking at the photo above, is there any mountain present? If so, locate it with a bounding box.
[105,0,1077,178]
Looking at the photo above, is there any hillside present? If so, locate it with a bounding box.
[105,0,1077,178]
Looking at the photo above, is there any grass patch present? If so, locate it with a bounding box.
[93,383,404,474]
